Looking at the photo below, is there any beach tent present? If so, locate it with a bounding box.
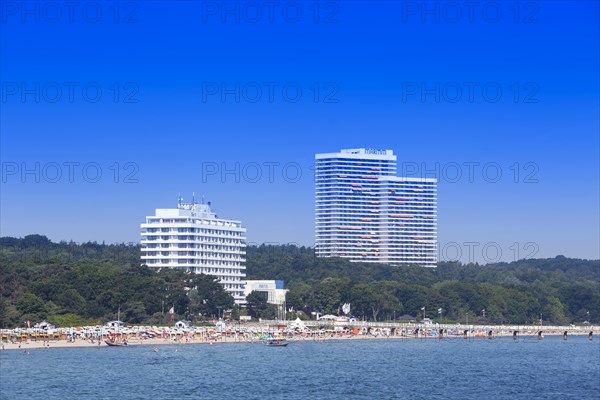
[289,318,307,331]
[215,320,227,332]
[35,321,56,330]
[104,321,124,328]
[175,321,190,329]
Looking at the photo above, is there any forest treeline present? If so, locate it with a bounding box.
[0,235,598,327]
[246,245,599,325]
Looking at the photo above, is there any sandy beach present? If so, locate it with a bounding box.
[2,327,596,351]
[1,333,428,351]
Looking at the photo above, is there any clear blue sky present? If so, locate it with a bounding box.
[1,1,598,263]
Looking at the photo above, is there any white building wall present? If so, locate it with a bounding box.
[141,200,247,303]
[244,280,287,305]
[316,149,437,267]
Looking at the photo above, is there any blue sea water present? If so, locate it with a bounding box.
[1,336,599,399]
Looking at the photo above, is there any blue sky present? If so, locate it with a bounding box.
[1,1,598,263]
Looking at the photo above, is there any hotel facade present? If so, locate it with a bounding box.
[140,197,246,303]
[315,149,437,267]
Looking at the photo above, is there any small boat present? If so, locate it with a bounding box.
[105,339,127,347]
[266,339,289,347]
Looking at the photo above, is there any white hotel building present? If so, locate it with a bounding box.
[140,197,246,303]
[315,149,437,267]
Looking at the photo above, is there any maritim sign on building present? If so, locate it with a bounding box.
[244,280,287,305]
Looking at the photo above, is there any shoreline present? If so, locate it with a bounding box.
[1,330,596,351]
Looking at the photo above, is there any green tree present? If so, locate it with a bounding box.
[56,289,86,314]
[0,297,18,327]
[187,274,234,318]
[351,284,374,320]
[124,301,147,324]
[17,293,47,319]
[543,295,566,324]
[312,278,350,314]
[246,291,269,318]
[187,289,204,322]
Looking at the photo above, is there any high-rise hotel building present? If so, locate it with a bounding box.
[141,197,246,303]
[315,149,437,267]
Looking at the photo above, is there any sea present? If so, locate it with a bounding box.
[1,336,599,399]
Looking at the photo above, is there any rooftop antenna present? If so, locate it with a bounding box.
[192,192,195,204]
[202,194,205,204]
[178,193,183,207]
